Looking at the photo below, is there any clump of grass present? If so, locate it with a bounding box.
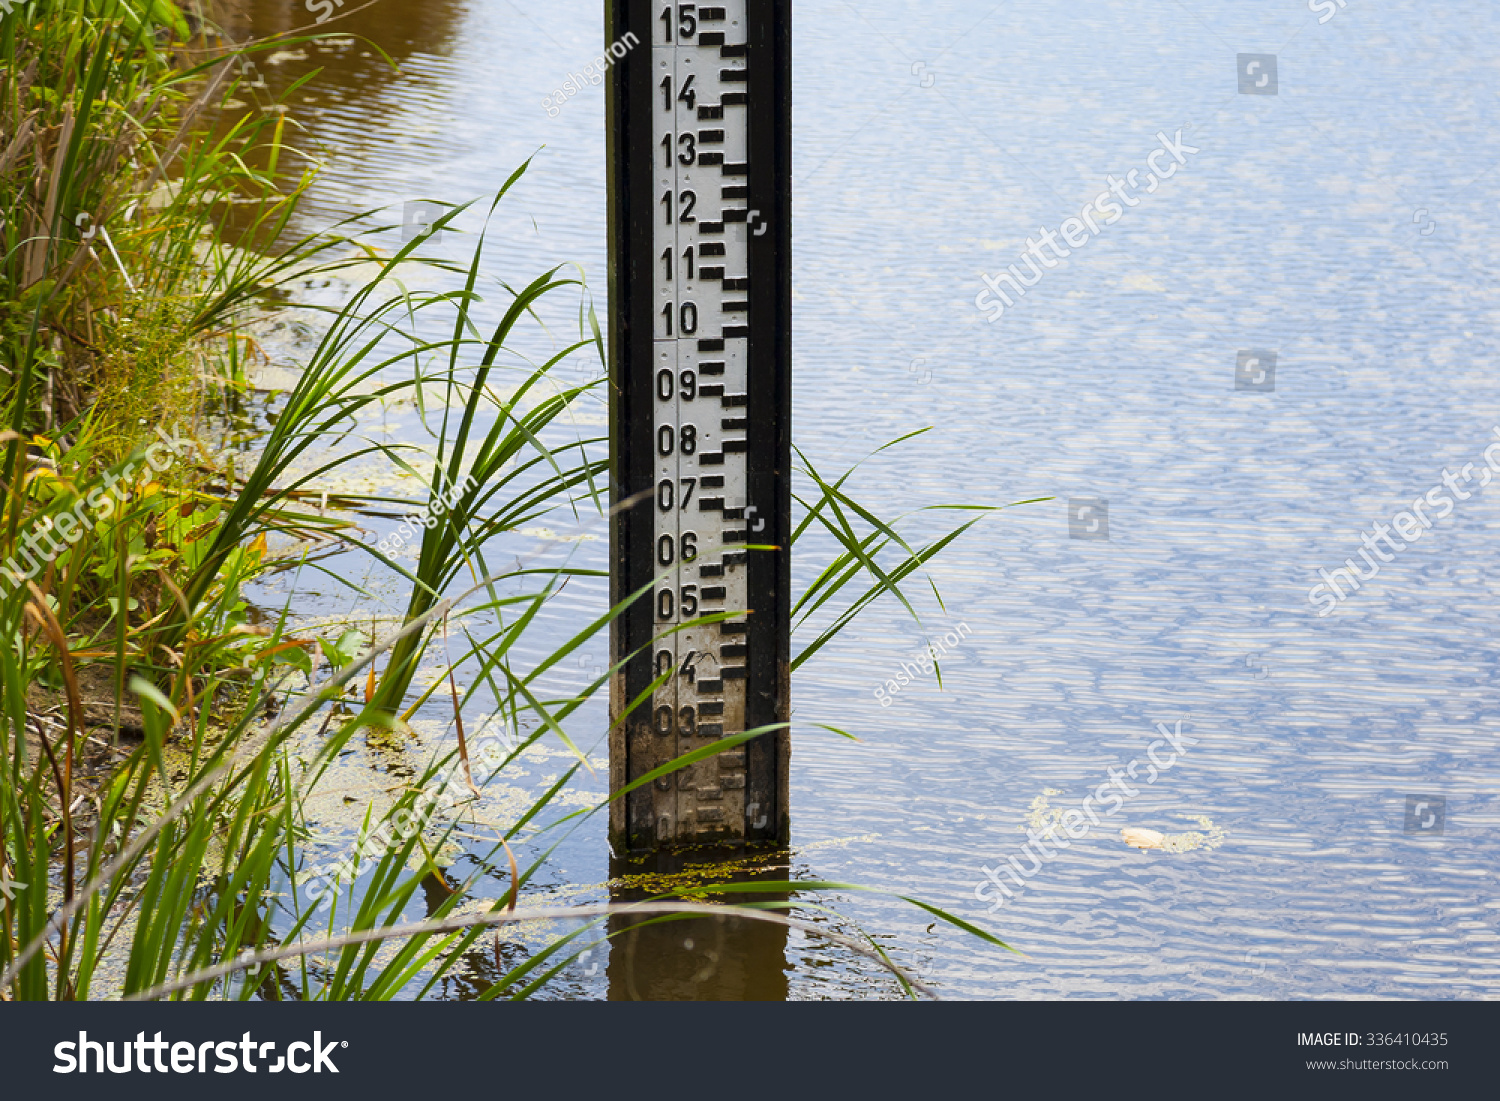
[1,0,384,445]
[0,0,397,698]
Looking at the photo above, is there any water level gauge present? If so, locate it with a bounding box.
[607,0,791,852]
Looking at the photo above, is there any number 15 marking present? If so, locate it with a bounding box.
[659,4,697,43]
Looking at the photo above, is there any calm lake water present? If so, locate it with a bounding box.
[222,0,1500,998]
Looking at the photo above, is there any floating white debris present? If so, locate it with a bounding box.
[1121,827,1166,850]
[1121,816,1230,853]
[1021,789,1229,853]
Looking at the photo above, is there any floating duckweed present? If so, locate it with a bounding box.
[1160,813,1229,853]
[1022,788,1065,833]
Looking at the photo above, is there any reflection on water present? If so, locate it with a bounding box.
[221,0,1500,999]
[606,852,791,1001]
[200,0,463,237]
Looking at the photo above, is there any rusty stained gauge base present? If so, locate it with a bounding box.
[606,0,791,852]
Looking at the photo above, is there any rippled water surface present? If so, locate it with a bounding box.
[224,0,1500,998]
